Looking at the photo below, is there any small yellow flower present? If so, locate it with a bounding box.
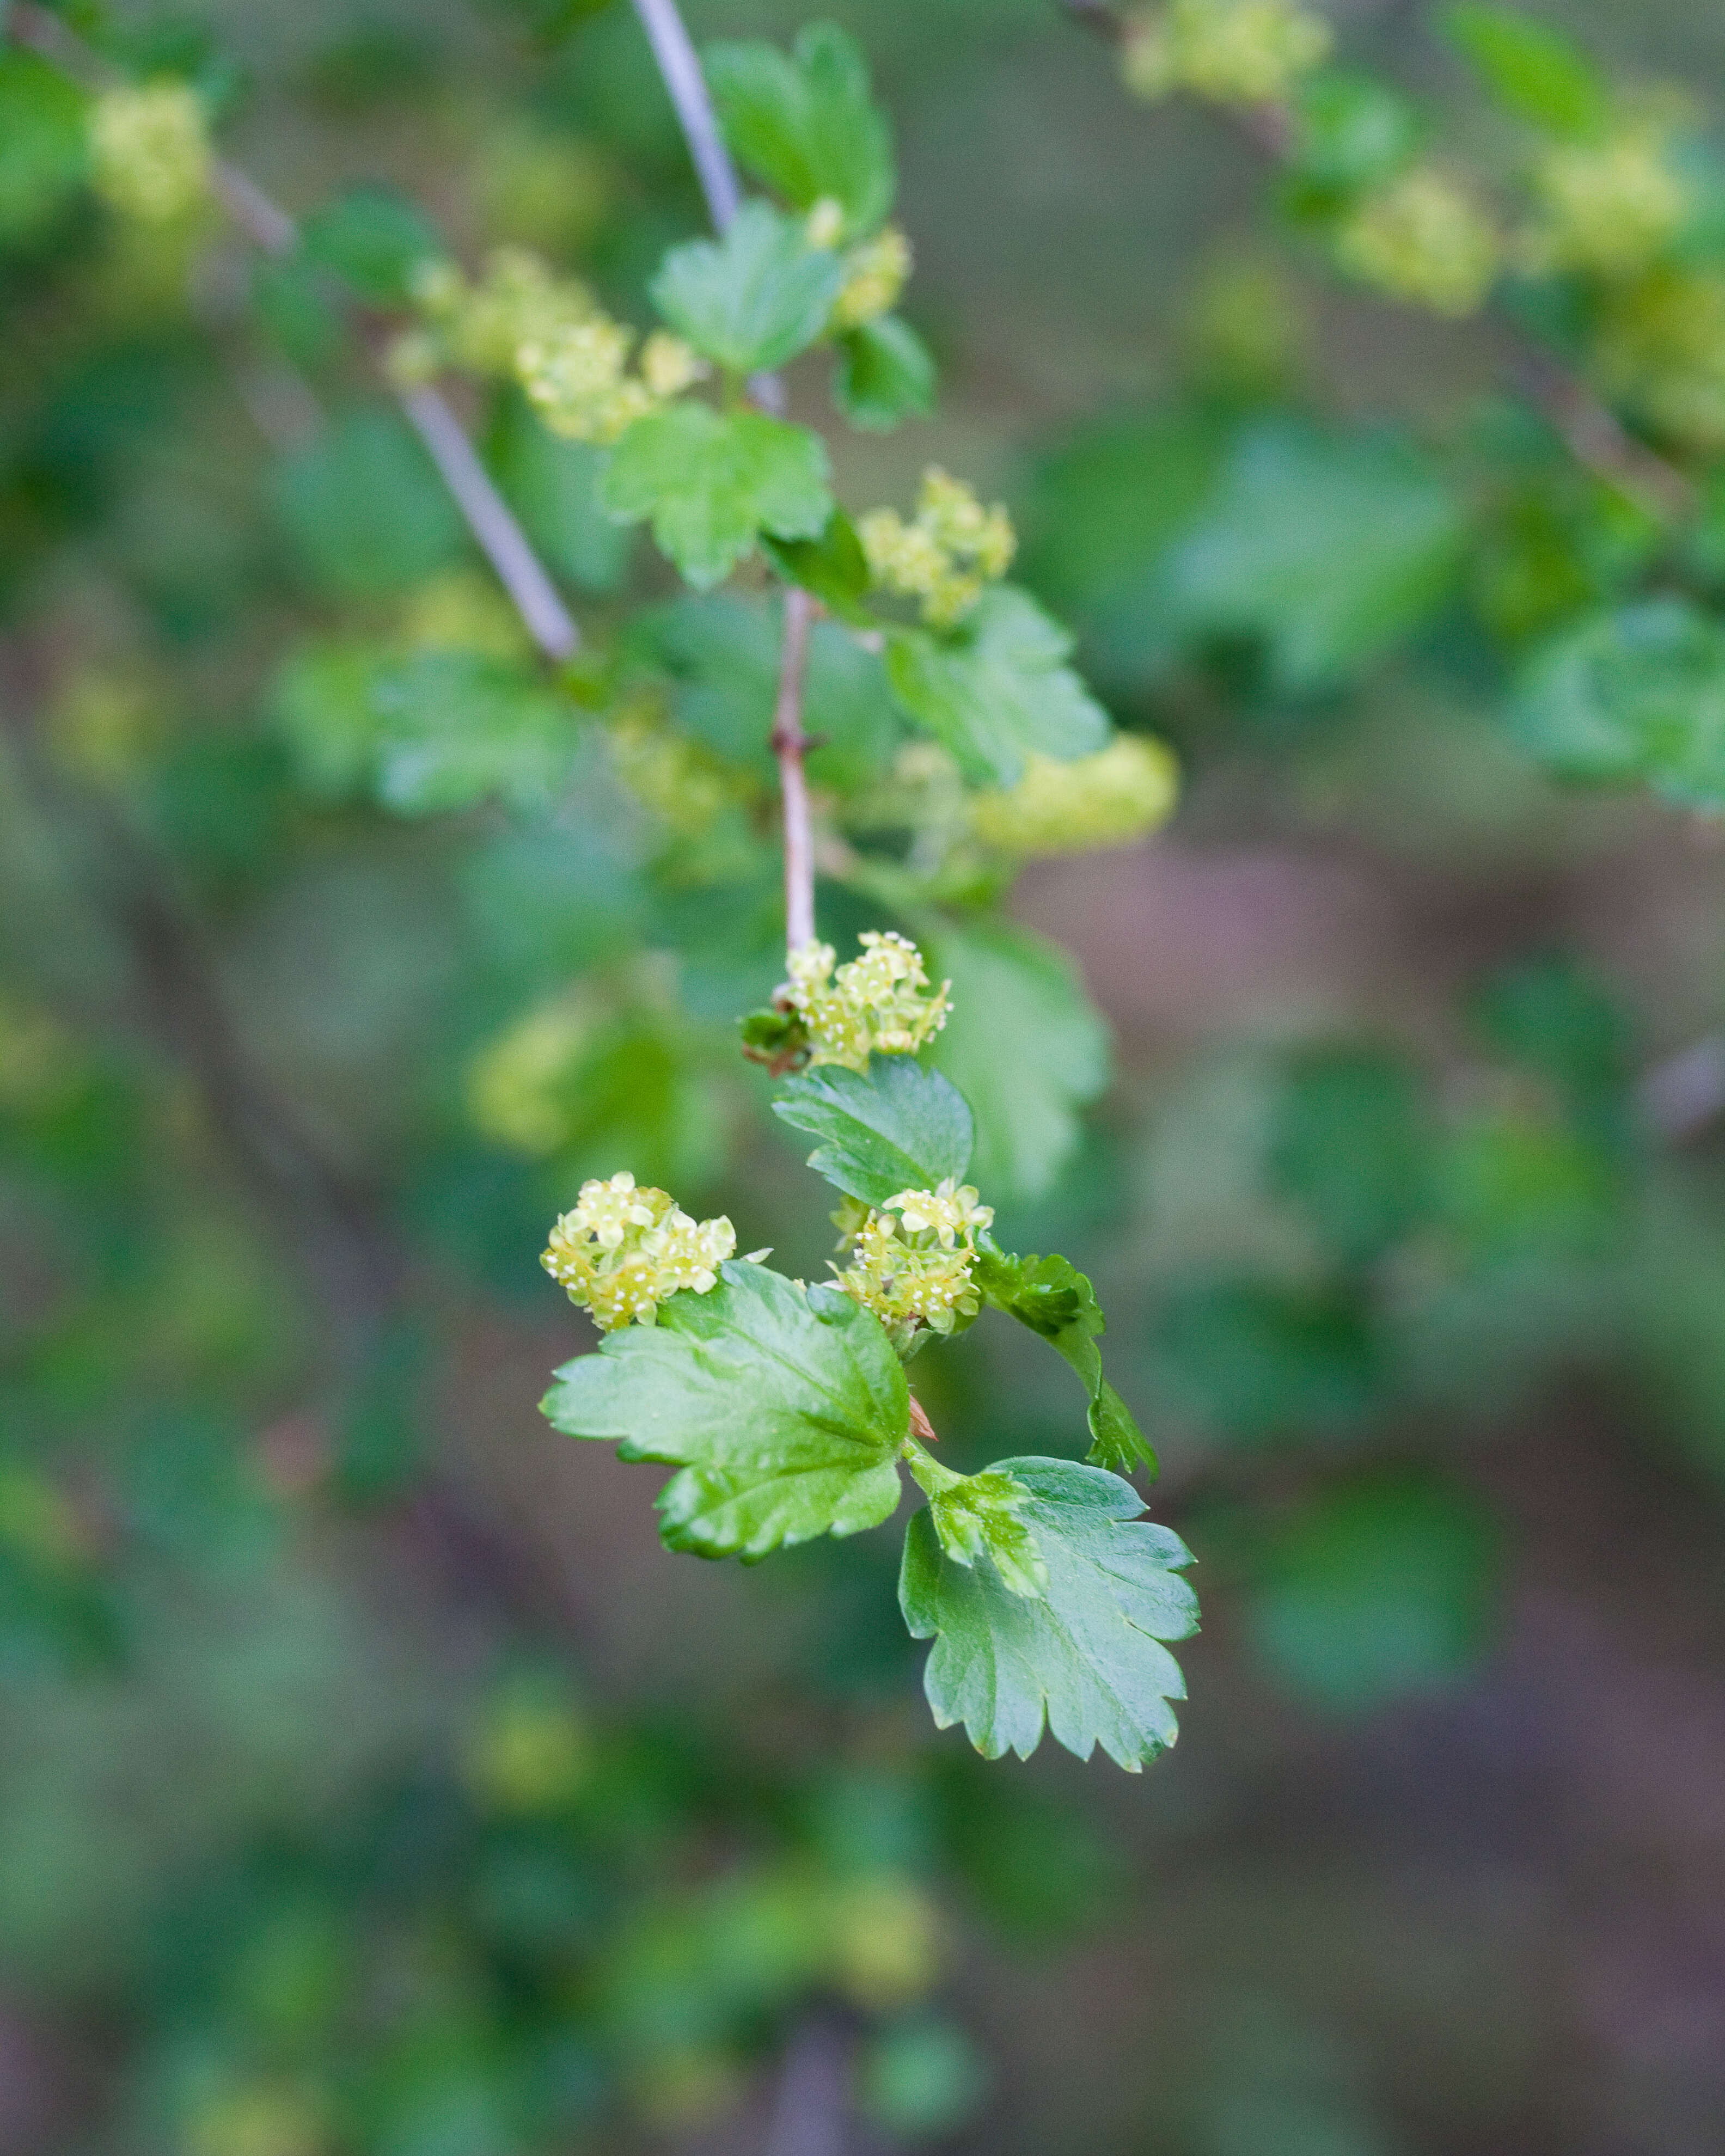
[971,737,1179,856]
[885,1178,994,1247]
[786,931,951,1072]
[1334,166,1501,318]
[414,246,595,377]
[89,82,210,224]
[639,330,708,400]
[1525,125,1691,280]
[542,1174,736,1331]
[1121,0,1330,108]
[806,196,848,250]
[831,225,912,329]
[858,471,1015,630]
[832,1176,994,1337]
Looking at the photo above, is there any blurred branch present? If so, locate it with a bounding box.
[1640,1033,1725,1143]
[631,0,742,234]
[6,3,582,663]
[763,2017,853,2156]
[397,387,584,664]
[629,0,812,952]
[771,587,818,954]
[630,0,787,415]
[1050,0,1694,519]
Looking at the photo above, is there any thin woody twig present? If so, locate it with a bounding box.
[770,587,819,954]
[629,0,742,234]
[629,0,812,947]
[398,388,582,661]
[7,5,581,663]
[628,0,787,415]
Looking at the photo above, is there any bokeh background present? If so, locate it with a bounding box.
[4,1,1725,2152]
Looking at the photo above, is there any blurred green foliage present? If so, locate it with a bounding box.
[4,0,1725,2151]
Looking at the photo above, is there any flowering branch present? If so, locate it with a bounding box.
[629,0,813,948]
[1053,0,1694,519]
[6,4,582,663]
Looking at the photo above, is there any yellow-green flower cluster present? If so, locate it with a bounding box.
[786,931,951,1072]
[1120,0,1330,109]
[971,737,1180,857]
[1524,126,1691,280]
[88,83,211,225]
[399,246,596,379]
[831,226,913,330]
[858,468,1016,630]
[1597,266,1725,451]
[542,1172,736,1331]
[834,1178,994,1336]
[469,997,591,1156]
[607,703,732,833]
[517,316,706,444]
[1334,166,1501,318]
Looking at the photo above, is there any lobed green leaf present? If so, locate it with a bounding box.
[774,1055,974,1208]
[601,403,832,590]
[1161,420,1464,694]
[1510,597,1725,808]
[901,1457,1197,1768]
[974,1251,1154,1473]
[833,316,935,432]
[928,921,1110,1201]
[885,586,1111,787]
[705,22,896,236]
[651,199,844,376]
[542,1261,908,1560]
[922,1470,1048,1600]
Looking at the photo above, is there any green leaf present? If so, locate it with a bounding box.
[900,1457,1197,1767]
[885,587,1111,787]
[369,653,579,814]
[487,388,630,594]
[705,22,895,235]
[773,1055,974,1206]
[651,199,844,375]
[1285,70,1420,215]
[833,316,935,432]
[0,52,88,246]
[761,508,873,621]
[1269,1048,1430,1267]
[1443,5,1608,142]
[633,591,898,787]
[928,920,1109,1201]
[1510,598,1725,808]
[271,637,394,798]
[974,1251,1154,1474]
[1245,1469,1502,1711]
[921,1469,1048,1600]
[1163,420,1464,694]
[542,1262,909,1560]
[301,185,441,303]
[601,403,831,590]
[273,408,466,597]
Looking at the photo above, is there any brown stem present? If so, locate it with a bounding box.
[771,586,818,953]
